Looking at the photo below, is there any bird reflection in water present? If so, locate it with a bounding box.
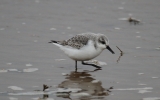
[57,69,113,100]
[35,94,49,100]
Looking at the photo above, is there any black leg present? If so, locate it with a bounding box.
[75,61,77,71]
[81,61,101,69]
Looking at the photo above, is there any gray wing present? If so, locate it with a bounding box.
[64,34,89,49]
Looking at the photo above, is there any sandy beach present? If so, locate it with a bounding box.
[0,0,160,100]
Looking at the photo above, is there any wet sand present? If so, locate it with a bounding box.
[0,0,160,100]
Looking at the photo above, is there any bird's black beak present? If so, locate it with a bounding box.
[106,46,115,54]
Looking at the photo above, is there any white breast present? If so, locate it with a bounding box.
[59,40,104,61]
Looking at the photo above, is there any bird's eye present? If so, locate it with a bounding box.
[101,41,105,44]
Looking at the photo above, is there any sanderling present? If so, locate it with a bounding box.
[49,32,114,70]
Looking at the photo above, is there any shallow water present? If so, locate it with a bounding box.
[0,0,160,100]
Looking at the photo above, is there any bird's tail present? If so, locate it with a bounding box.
[48,40,65,49]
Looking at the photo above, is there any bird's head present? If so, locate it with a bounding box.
[96,34,115,54]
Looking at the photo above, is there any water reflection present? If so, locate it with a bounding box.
[41,94,49,100]
[57,70,111,100]
[6,70,112,100]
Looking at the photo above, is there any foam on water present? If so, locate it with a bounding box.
[8,91,55,96]
[34,40,38,42]
[118,18,128,20]
[61,73,68,76]
[9,97,18,100]
[114,27,121,30]
[128,13,133,16]
[138,84,147,86]
[0,28,5,30]
[25,64,33,67]
[151,77,159,79]
[23,68,38,72]
[91,80,100,83]
[136,47,141,49]
[8,86,24,90]
[143,97,160,100]
[114,87,153,90]
[0,69,8,73]
[138,90,152,94]
[136,31,140,33]
[8,69,18,72]
[86,60,107,66]
[155,47,160,50]
[50,28,57,30]
[0,69,22,73]
[138,73,144,75]
[55,59,66,61]
[6,63,12,65]
[67,27,71,29]
[98,61,107,66]
[136,36,141,38]
[47,79,52,81]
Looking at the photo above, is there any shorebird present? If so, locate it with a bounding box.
[49,32,115,70]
